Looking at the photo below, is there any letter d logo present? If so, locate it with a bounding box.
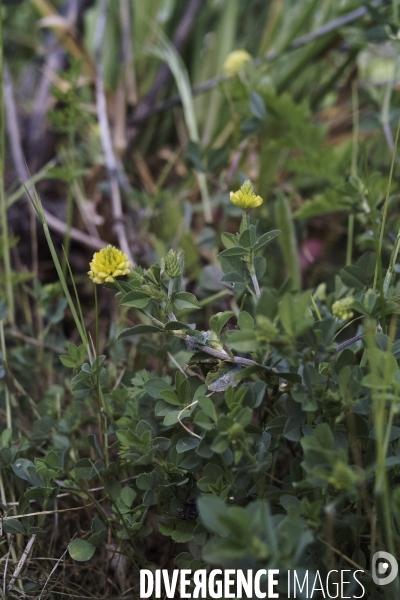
[372,551,398,586]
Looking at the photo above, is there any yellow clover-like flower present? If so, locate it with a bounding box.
[223,49,252,78]
[332,297,354,320]
[230,180,263,210]
[88,245,132,284]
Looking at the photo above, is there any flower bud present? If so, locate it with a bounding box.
[223,50,252,78]
[165,249,181,278]
[332,297,354,320]
[329,461,357,490]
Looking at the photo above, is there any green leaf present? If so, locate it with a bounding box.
[163,408,191,426]
[209,311,234,336]
[198,496,230,536]
[207,146,229,173]
[0,447,12,467]
[137,473,154,490]
[294,195,348,219]
[254,256,266,279]
[165,321,193,331]
[253,230,281,252]
[220,254,248,279]
[340,252,376,289]
[275,195,300,289]
[88,434,104,459]
[198,396,217,422]
[143,377,173,399]
[118,325,163,339]
[120,486,136,507]
[221,272,245,285]
[206,363,242,392]
[225,329,258,353]
[173,292,200,311]
[3,519,25,535]
[370,426,400,442]
[176,437,200,453]
[249,91,266,120]
[335,349,355,374]
[59,354,78,369]
[219,247,248,258]
[186,140,205,171]
[120,290,151,309]
[238,311,254,330]
[278,293,313,338]
[59,355,78,368]
[239,229,252,249]
[68,539,96,562]
[74,459,102,480]
[159,389,182,406]
[221,233,239,249]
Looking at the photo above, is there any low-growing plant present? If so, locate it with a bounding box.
[3,174,400,597]
[3,1,400,598]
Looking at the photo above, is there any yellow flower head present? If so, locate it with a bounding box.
[332,297,354,320]
[88,245,132,284]
[230,180,263,210]
[223,49,252,78]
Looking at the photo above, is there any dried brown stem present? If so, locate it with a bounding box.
[94,0,134,264]
[4,65,106,252]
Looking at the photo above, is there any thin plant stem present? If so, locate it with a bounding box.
[366,323,396,562]
[250,267,261,299]
[346,80,359,266]
[346,215,354,266]
[310,293,322,321]
[150,33,212,222]
[27,186,90,352]
[198,289,232,307]
[0,5,14,324]
[381,56,400,152]
[383,227,400,294]
[178,401,200,439]
[351,80,359,178]
[94,285,108,467]
[63,247,92,363]
[373,118,400,290]
[0,320,11,429]
[393,0,399,26]
[94,285,99,361]
[168,277,174,298]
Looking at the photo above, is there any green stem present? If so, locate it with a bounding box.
[0,4,14,324]
[94,285,109,467]
[366,324,396,558]
[346,81,358,267]
[198,289,231,308]
[373,118,400,290]
[383,226,400,294]
[393,0,399,27]
[249,256,261,299]
[168,277,174,299]
[27,186,91,354]
[346,214,354,266]
[241,211,250,232]
[310,292,322,321]
[0,319,11,429]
